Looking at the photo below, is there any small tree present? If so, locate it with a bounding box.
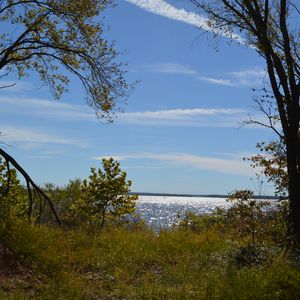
[227,190,270,245]
[44,179,81,225]
[71,158,137,228]
[0,158,27,220]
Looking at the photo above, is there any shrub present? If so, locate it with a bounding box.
[70,158,138,229]
[0,158,28,220]
[226,190,270,245]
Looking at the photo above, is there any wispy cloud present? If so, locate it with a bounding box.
[197,76,234,86]
[0,96,95,121]
[0,96,248,127]
[0,126,87,148]
[125,0,244,43]
[137,63,267,87]
[93,152,255,176]
[230,69,267,87]
[117,108,247,127]
[2,96,269,129]
[122,108,244,119]
[27,149,68,160]
[134,62,266,87]
[198,68,267,87]
[134,63,197,75]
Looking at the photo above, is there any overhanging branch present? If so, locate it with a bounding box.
[0,147,61,225]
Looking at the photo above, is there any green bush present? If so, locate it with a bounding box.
[0,158,28,220]
[70,158,138,229]
[177,209,225,233]
[226,190,271,245]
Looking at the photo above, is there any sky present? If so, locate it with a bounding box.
[0,0,278,195]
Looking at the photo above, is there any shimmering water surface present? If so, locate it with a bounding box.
[136,195,231,228]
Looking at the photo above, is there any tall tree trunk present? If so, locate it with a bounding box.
[286,134,300,244]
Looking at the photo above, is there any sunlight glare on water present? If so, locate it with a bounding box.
[136,195,231,229]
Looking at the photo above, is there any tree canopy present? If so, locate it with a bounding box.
[0,0,129,118]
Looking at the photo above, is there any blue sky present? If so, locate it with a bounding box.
[0,0,277,195]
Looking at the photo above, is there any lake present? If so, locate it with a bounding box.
[136,195,231,229]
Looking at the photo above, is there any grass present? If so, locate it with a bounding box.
[1,218,300,299]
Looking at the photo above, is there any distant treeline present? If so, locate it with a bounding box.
[132,192,279,200]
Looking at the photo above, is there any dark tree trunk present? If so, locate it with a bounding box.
[286,134,300,244]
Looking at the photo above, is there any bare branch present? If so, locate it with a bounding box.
[0,147,61,225]
[0,82,16,89]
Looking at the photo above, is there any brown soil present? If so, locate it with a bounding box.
[0,243,40,296]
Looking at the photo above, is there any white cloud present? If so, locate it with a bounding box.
[117,107,246,127]
[122,108,244,119]
[231,69,266,78]
[0,95,247,127]
[3,96,270,129]
[230,68,267,87]
[126,0,245,43]
[0,96,95,121]
[134,62,266,88]
[0,126,87,148]
[198,68,267,87]
[0,96,71,109]
[26,149,67,159]
[135,63,197,75]
[94,152,255,176]
[197,68,267,87]
[197,76,234,86]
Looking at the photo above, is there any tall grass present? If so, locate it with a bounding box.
[1,217,300,299]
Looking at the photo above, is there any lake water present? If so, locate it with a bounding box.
[136,195,231,228]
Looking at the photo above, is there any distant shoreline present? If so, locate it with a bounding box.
[132,192,279,200]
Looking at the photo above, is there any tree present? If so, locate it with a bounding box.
[0,0,130,223]
[0,157,27,220]
[43,179,81,224]
[227,190,270,245]
[189,0,300,242]
[241,92,288,197]
[0,0,128,112]
[71,158,137,228]
[246,140,288,198]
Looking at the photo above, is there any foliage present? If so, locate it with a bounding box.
[0,0,130,118]
[177,209,225,233]
[43,179,81,225]
[225,190,291,248]
[70,158,138,228]
[227,190,271,245]
[245,140,288,198]
[0,157,27,220]
[267,200,291,247]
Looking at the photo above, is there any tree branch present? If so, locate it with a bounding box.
[0,147,61,225]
